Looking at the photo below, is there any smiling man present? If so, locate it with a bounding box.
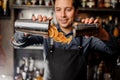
[12,0,117,80]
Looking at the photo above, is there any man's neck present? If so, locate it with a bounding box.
[60,26,73,34]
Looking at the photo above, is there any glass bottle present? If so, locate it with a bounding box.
[2,0,10,16]
[49,0,52,6]
[31,0,36,5]
[41,0,45,5]
[97,0,104,8]
[81,0,87,8]
[35,70,43,80]
[107,16,114,35]
[15,67,22,80]
[16,0,22,5]
[0,0,3,16]
[113,17,119,37]
[104,0,111,8]
[86,0,96,8]
[111,0,117,8]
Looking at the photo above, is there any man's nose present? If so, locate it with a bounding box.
[61,10,66,18]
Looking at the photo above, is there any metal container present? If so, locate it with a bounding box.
[14,19,99,37]
[14,19,50,36]
[73,23,99,37]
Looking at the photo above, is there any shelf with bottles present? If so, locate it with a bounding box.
[12,0,53,9]
[14,49,44,80]
[14,56,44,80]
[78,7,120,12]
[11,4,53,9]
[80,0,120,10]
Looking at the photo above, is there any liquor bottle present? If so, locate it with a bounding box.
[2,0,10,16]
[31,0,36,5]
[117,56,120,66]
[15,67,22,80]
[86,0,96,8]
[22,0,28,5]
[0,0,3,16]
[101,18,108,31]
[97,61,105,80]
[48,0,52,6]
[111,0,117,8]
[104,0,111,8]
[22,71,27,80]
[81,0,87,8]
[27,0,32,5]
[35,70,43,80]
[107,16,114,35]
[41,0,45,5]
[29,57,34,72]
[16,0,23,5]
[35,0,39,5]
[113,17,119,37]
[20,57,26,71]
[97,0,104,8]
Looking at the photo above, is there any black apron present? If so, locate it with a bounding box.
[46,37,87,80]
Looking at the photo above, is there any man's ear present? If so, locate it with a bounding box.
[75,9,79,16]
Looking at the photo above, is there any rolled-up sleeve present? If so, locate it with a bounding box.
[13,31,44,47]
[90,36,113,55]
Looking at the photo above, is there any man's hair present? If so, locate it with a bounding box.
[53,0,80,10]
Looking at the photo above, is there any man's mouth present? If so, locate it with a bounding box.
[60,19,68,24]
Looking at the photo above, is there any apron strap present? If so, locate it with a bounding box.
[49,38,54,53]
[79,36,83,55]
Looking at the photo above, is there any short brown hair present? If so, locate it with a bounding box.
[53,0,80,10]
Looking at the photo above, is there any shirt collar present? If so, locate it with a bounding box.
[56,24,73,37]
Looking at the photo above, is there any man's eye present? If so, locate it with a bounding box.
[55,8,61,11]
[66,8,72,11]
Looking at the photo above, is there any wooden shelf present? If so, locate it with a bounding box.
[11,5,120,12]
[78,7,120,12]
[11,5,53,9]
[0,15,11,19]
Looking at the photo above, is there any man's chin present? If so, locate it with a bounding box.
[60,24,68,28]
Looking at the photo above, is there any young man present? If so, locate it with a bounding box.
[13,0,117,80]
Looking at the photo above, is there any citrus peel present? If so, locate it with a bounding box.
[48,25,72,44]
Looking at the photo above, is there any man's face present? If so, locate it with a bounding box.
[54,0,75,28]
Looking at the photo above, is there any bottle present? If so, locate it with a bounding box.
[113,17,119,37]
[2,0,10,16]
[104,0,111,8]
[97,61,105,80]
[111,0,117,8]
[31,0,36,5]
[15,67,22,80]
[16,0,23,5]
[35,0,39,5]
[35,70,43,80]
[22,0,28,5]
[41,0,45,5]
[86,0,96,8]
[97,0,104,8]
[101,18,108,32]
[81,0,87,8]
[107,16,114,35]
[20,57,26,71]
[48,0,52,6]
[0,0,3,16]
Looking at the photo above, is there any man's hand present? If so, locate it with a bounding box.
[81,17,110,41]
[32,14,53,38]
